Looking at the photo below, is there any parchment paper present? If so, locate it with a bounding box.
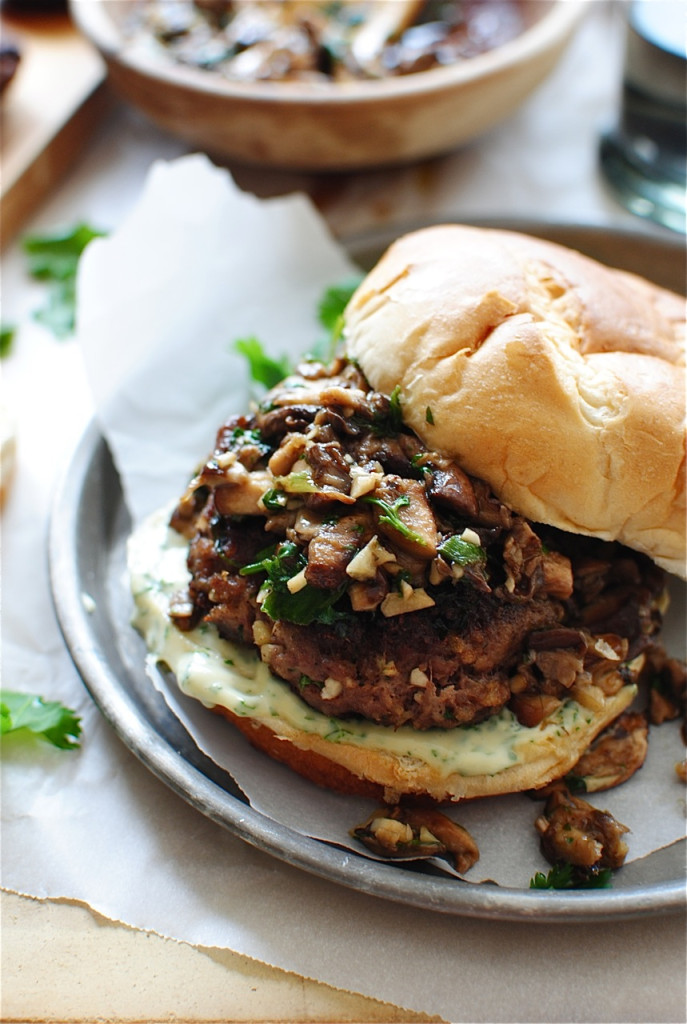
[2,42,686,1010]
[74,153,686,890]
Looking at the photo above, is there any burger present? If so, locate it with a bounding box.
[128,225,685,805]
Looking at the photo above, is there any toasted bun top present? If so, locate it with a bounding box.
[344,225,686,578]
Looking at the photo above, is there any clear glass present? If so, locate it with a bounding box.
[600,0,686,234]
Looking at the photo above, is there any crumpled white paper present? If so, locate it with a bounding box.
[73,152,686,891]
[77,154,359,525]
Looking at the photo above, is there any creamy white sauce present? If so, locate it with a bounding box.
[128,507,604,779]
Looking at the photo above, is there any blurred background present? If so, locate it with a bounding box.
[1,0,685,250]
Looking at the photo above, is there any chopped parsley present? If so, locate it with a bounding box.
[561,771,588,794]
[388,385,403,432]
[234,275,363,381]
[529,863,613,890]
[425,406,434,425]
[438,534,486,568]
[261,488,289,511]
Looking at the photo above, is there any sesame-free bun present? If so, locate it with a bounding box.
[344,225,686,578]
[215,683,636,804]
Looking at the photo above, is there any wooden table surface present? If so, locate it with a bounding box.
[3,890,439,1022]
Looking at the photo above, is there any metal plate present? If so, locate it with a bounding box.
[49,221,686,921]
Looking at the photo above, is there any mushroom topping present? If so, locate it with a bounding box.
[643,643,687,727]
[351,804,479,874]
[214,467,273,516]
[366,475,438,559]
[307,441,352,494]
[170,357,670,733]
[304,514,370,590]
[349,0,426,75]
[565,711,649,793]
[535,785,630,871]
[426,458,479,519]
[130,0,528,84]
[510,693,563,729]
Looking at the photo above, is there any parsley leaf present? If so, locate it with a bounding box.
[317,278,361,334]
[0,324,16,358]
[23,223,106,339]
[1,690,82,750]
[311,276,363,358]
[362,494,427,547]
[233,336,292,389]
[438,535,486,568]
[529,863,613,890]
[388,384,403,433]
[233,276,363,379]
[240,541,346,625]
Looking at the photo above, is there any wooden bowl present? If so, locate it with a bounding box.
[69,0,586,171]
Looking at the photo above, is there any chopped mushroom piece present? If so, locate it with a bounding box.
[535,786,629,871]
[370,475,438,559]
[351,804,479,874]
[643,644,687,727]
[131,0,528,83]
[565,711,649,793]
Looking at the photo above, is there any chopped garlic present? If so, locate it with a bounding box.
[346,536,396,580]
[214,450,237,469]
[410,668,429,688]
[370,817,414,846]
[460,527,482,546]
[287,568,308,593]
[252,620,272,646]
[593,637,621,661]
[381,587,435,617]
[349,466,383,500]
[321,676,343,699]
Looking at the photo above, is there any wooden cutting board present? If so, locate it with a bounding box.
[0,6,109,249]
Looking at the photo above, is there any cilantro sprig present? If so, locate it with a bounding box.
[240,541,346,625]
[23,223,106,339]
[233,275,363,388]
[314,276,363,356]
[0,324,16,359]
[233,336,292,390]
[362,494,427,547]
[1,690,82,750]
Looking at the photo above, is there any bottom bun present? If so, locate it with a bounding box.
[215,686,636,804]
[129,506,639,805]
